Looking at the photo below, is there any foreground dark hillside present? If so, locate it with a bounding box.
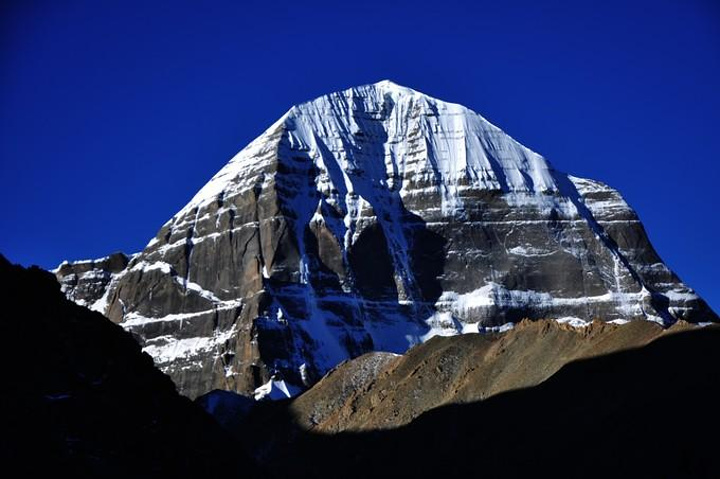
[223,325,720,478]
[2,253,718,478]
[0,256,251,478]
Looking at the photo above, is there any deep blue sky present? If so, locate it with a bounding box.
[1,0,718,312]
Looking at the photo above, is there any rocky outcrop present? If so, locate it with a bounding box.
[288,318,707,432]
[0,255,251,478]
[57,81,717,398]
[54,252,131,311]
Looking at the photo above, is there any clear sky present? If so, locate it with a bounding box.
[1,0,718,312]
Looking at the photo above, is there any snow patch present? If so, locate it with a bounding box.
[479,322,516,334]
[555,317,591,328]
[142,327,236,365]
[253,379,302,401]
[421,311,462,341]
[435,282,654,322]
[507,245,555,257]
[608,318,631,325]
[176,277,222,303]
[122,300,242,327]
[663,289,699,302]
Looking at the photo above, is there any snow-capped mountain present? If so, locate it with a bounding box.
[56,80,717,398]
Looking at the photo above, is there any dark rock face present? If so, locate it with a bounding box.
[0,255,249,478]
[56,81,717,399]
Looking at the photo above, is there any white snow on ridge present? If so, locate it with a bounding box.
[421,311,462,341]
[130,260,175,274]
[254,379,302,401]
[121,300,243,327]
[168,80,562,226]
[608,318,631,325]
[175,277,222,303]
[422,283,664,338]
[663,289,699,302]
[70,255,111,265]
[482,322,517,333]
[141,326,237,365]
[438,283,654,313]
[507,245,556,257]
[555,317,592,328]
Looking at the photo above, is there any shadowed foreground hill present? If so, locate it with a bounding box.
[230,325,720,478]
[2,252,717,478]
[0,255,251,478]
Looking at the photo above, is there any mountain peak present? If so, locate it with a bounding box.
[371,78,403,88]
[289,80,426,117]
[372,78,401,87]
[369,79,417,93]
[181,80,556,216]
[57,82,717,399]
[291,80,440,117]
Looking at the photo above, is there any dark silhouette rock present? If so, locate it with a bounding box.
[0,255,253,478]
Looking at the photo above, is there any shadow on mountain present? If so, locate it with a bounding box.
[226,326,720,479]
[0,255,255,478]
